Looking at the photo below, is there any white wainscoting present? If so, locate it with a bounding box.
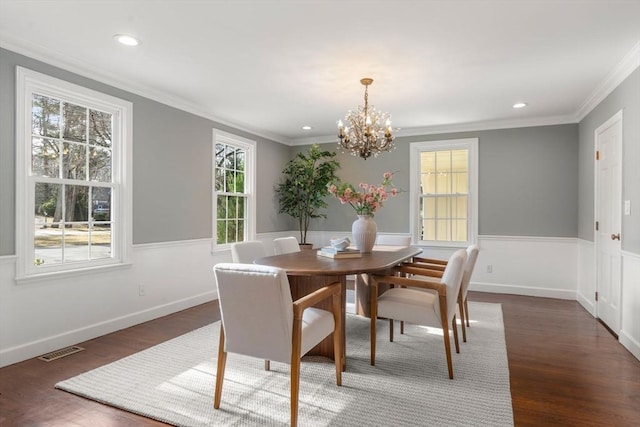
[0,239,227,368]
[310,232,579,299]
[620,250,640,360]
[577,239,596,315]
[2,233,636,367]
[426,235,579,300]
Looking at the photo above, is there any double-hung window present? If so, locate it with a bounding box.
[213,129,256,250]
[410,138,478,247]
[16,67,132,281]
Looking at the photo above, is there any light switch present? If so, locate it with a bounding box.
[624,200,631,215]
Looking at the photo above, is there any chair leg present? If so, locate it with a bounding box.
[332,292,343,385]
[452,315,460,354]
[264,360,270,371]
[464,298,470,327]
[458,294,467,343]
[214,324,228,408]
[400,320,404,335]
[439,295,454,379]
[389,319,394,342]
[290,317,303,427]
[290,357,300,427]
[370,279,378,366]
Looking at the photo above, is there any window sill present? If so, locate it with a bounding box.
[15,261,133,285]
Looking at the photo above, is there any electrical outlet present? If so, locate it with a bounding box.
[486,264,493,273]
[138,284,145,296]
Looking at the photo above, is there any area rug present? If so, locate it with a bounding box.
[56,302,513,426]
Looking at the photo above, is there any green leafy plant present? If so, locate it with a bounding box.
[276,144,340,245]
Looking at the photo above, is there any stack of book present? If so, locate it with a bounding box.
[317,246,362,259]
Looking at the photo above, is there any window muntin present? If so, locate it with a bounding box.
[420,149,469,241]
[410,138,478,247]
[17,67,131,280]
[212,130,255,250]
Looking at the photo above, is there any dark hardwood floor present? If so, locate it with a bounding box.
[1,292,638,426]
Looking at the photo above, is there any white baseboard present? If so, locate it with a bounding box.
[470,281,577,300]
[0,291,216,368]
[576,292,596,315]
[619,330,640,361]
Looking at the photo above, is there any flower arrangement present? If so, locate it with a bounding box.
[328,172,398,217]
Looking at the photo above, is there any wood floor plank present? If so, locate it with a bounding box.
[0,292,638,426]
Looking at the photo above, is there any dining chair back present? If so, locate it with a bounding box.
[459,244,480,327]
[231,240,267,263]
[375,235,411,247]
[273,236,301,255]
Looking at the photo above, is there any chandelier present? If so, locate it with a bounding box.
[337,78,395,160]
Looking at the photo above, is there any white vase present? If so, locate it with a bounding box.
[352,215,377,253]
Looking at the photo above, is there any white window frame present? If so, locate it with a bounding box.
[409,138,478,248]
[15,67,132,282]
[212,129,256,252]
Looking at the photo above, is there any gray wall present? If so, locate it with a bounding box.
[0,48,290,255]
[306,124,579,238]
[578,68,640,253]
[6,47,637,255]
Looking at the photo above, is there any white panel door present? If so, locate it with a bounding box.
[595,111,622,334]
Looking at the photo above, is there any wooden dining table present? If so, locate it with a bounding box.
[254,245,422,370]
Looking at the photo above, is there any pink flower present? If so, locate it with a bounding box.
[329,172,399,217]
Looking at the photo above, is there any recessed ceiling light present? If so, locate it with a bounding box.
[113,34,141,47]
[302,125,312,130]
[513,102,527,109]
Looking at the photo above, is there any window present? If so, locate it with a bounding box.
[16,67,132,280]
[213,129,256,250]
[409,138,478,247]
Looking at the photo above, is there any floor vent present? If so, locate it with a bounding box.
[38,346,85,362]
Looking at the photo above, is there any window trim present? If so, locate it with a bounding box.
[409,138,478,248]
[212,129,256,252]
[15,67,133,282]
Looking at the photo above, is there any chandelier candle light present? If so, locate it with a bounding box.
[338,78,395,160]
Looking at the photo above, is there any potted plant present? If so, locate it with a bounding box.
[276,144,340,247]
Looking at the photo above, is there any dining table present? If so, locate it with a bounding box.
[254,245,423,370]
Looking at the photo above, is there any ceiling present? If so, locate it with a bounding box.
[1,0,639,145]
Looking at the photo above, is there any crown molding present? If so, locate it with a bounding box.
[575,40,640,121]
[290,114,578,146]
[0,37,291,146]
[4,34,638,148]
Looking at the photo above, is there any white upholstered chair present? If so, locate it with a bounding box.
[230,240,266,263]
[404,245,480,342]
[273,236,301,255]
[370,249,467,379]
[375,234,412,247]
[212,263,342,427]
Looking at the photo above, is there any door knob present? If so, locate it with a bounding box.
[611,233,621,241]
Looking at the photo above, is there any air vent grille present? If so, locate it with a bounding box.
[38,346,85,362]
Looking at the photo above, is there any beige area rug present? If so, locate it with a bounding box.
[56,302,513,426]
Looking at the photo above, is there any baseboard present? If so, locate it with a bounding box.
[470,281,577,300]
[0,290,217,368]
[576,291,596,316]
[619,330,640,361]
